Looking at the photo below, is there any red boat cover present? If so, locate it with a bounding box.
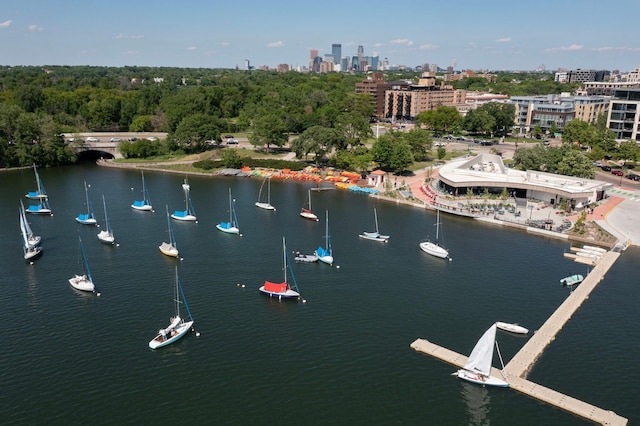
[264,281,287,293]
[301,208,312,214]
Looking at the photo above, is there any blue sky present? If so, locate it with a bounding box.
[1,0,639,72]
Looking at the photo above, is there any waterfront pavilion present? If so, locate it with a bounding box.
[437,153,612,209]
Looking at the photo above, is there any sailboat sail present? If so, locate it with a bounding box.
[217,188,240,234]
[255,177,276,210]
[463,324,497,377]
[171,179,197,221]
[97,195,115,244]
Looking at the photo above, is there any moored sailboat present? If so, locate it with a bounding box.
[259,237,303,300]
[20,200,41,248]
[216,187,240,235]
[76,181,97,225]
[255,176,276,211]
[131,171,153,211]
[419,209,450,260]
[20,203,42,262]
[359,208,389,242]
[456,323,509,388]
[315,210,333,265]
[149,267,195,349]
[97,195,115,244]
[171,178,197,222]
[25,165,52,215]
[300,189,319,221]
[159,205,179,258]
[69,236,96,293]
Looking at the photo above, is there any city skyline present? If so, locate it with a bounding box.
[1,0,639,72]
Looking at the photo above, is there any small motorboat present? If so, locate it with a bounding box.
[496,321,529,335]
[560,274,584,286]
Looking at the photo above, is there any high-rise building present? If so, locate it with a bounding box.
[332,44,342,67]
[309,49,319,70]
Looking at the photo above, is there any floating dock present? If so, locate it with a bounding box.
[411,250,627,425]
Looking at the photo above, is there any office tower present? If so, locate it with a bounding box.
[309,49,319,70]
[332,44,342,67]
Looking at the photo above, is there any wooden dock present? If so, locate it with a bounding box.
[411,251,627,425]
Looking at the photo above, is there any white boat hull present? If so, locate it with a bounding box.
[76,217,97,225]
[24,246,43,261]
[456,369,509,388]
[159,243,179,258]
[26,207,51,215]
[300,211,319,221]
[316,253,334,265]
[216,224,239,234]
[360,232,389,242]
[97,230,114,244]
[294,253,318,263]
[171,213,197,222]
[27,235,42,248]
[259,286,300,299]
[496,322,529,334]
[149,320,194,349]
[69,274,95,292]
[419,241,449,258]
[131,203,153,211]
[255,202,275,211]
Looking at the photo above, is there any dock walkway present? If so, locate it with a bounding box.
[411,250,627,425]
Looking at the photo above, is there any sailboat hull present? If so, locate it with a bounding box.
[24,247,43,261]
[149,320,193,349]
[255,202,275,210]
[159,243,179,258]
[216,224,239,234]
[97,231,115,244]
[171,212,197,221]
[26,206,51,215]
[76,215,97,225]
[419,241,449,258]
[456,369,509,388]
[68,274,95,292]
[360,232,389,242]
[131,203,153,211]
[259,286,300,299]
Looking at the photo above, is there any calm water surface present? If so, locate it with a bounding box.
[1,163,638,425]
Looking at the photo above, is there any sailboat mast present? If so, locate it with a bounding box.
[435,209,440,240]
[102,195,109,230]
[374,208,379,233]
[174,267,181,317]
[228,188,233,222]
[282,236,287,284]
[80,237,92,280]
[34,165,42,195]
[84,182,90,215]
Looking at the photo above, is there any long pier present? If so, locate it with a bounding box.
[411,250,627,425]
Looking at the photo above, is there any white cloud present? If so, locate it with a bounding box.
[267,41,284,48]
[0,19,12,28]
[418,44,438,50]
[390,39,413,46]
[114,34,144,40]
[495,37,511,43]
[545,44,583,53]
[186,46,197,51]
[589,46,640,52]
[373,42,384,48]
[221,42,230,47]
[28,24,43,32]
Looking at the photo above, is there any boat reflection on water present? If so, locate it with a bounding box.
[460,381,491,426]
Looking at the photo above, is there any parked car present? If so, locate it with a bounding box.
[600,165,612,171]
[611,169,624,176]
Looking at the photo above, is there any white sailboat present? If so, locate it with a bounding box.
[97,195,115,244]
[359,208,389,242]
[300,189,319,221]
[159,205,179,258]
[25,165,52,215]
[171,178,197,222]
[131,171,153,211]
[216,188,240,235]
[149,267,195,349]
[20,203,42,262]
[255,176,276,211]
[76,181,97,225]
[419,209,450,259]
[259,237,302,300]
[69,236,96,293]
[496,322,529,335]
[315,210,333,265]
[25,164,49,199]
[20,200,41,248]
[456,323,509,388]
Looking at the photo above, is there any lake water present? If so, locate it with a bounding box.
[1,163,638,425]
